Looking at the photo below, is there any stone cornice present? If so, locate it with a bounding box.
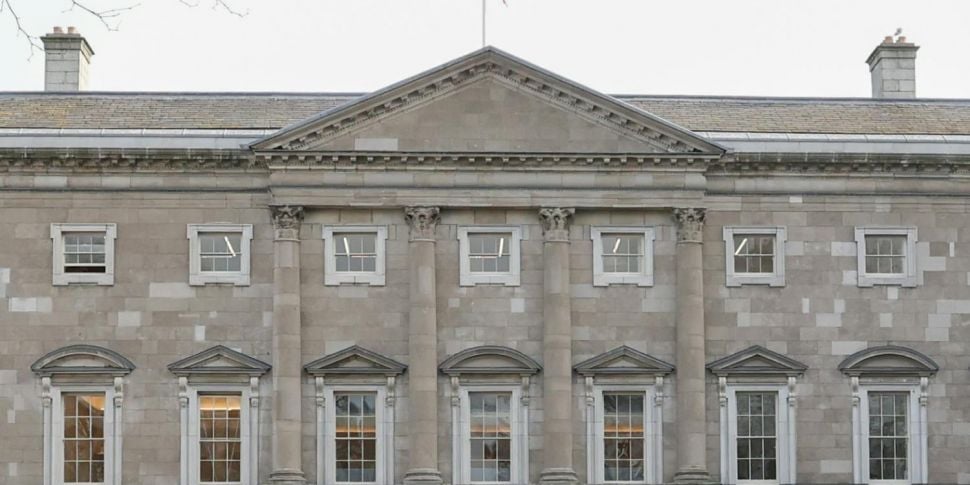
[709,153,970,175]
[0,148,261,172]
[259,151,719,170]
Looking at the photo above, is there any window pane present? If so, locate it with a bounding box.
[602,234,644,274]
[468,234,512,274]
[732,234,776,274]
[199,394,242,484]
[334,233,379,274]
[736,392,778,482]
[602,392,646,483]
[63,393,106,484]
[869,391,908,481]
[334,392,378,483]
[63,232,108,273]
[199,232,243,274]
[469,392,512,483]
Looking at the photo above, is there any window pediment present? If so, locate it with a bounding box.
[439,346,541,377]
[167,345,270,377]
[31,344,135,377]
[304,345,406,377]
[574,346,673,377]
[707,345,807,377]
[838,345,938,377]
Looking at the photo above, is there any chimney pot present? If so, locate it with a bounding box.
[40,28,94,91]
[866,35,918,99]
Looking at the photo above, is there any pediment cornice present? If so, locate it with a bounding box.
[304,345,406,377]
[167,345,271,377]
[252,47,725,155]
[707,345,807,377]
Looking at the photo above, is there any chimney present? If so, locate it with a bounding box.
[40,26,94,91]
[865,32,918,99]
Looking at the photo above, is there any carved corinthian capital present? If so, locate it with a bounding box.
[404,206,440,241]
[539,207,575,242]
[270,205,304,240]
[673,207,706,243]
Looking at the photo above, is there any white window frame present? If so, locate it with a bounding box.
[589,385,663,484]
[457,226,522,286]
[322,226,388,286]
[51,223,117,286]
[720,384,794,485]
[454,385,528,484]
[321,385,392,485]
[591,227,655,287]
[723,227,786,288]
[851,381,927,485]
[187,224,253,286]
[49,384,119,485]
[182,383,255,485]
[854,227,918,288]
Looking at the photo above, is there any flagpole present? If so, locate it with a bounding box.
[481,0,486,47]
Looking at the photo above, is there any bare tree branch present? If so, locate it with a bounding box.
[2,0,247,57]
[64,0,140,31]
[0,0,43,58]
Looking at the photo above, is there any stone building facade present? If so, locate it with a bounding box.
[0,30,968,484]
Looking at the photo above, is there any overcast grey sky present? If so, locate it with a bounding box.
[1,0,969,97]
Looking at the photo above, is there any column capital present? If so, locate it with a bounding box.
[673,207,706,243]
[404,206,440,241]
[539,207,575,242]
[270,205,304,241]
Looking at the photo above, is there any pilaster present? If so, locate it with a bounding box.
[270,205,307,485]
[538,207,578,484]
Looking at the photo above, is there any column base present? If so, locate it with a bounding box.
[672,466,715,484]
[403,468,443,484]
[269,469,306,485]
[539,467,578,484]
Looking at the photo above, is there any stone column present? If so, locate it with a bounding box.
[538,207,578,484]
[403,207,444,484]
[270,205,307,485]
[672,208,713,484]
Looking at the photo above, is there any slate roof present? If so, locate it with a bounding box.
[3,91,970,135]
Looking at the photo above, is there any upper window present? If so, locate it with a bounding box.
[187,224,253,286]
[458,227,522,286]
[440,346,540,485]
[170,345,270,485]
[591,227,655,287]
[709,346,806,485]
[51,223,117,286]
[854,227,917,287]
[306,345,405,485]
[31,345,135,485]
[723,227,786,287]
[323,226,388,286]
[839,346,936,485]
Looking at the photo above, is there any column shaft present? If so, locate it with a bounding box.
[539,208,578,484]
[403,207,443,484]
[270,205,307,485]
[673,208,712,484]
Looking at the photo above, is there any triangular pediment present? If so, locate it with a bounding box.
[304,345,406,377]
[839,345,938,377]
[168,345,270,377]
[440,345,541,376]
[707,345,807,377]
[252,47,723,156]
[574,346,674,377]
[31,344,135,377]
